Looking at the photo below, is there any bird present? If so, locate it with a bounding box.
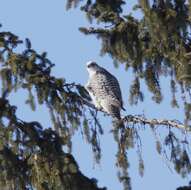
[85,61,125,121]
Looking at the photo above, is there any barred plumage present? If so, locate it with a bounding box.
[85,61,125,120]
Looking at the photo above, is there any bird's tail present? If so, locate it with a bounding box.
[110,106,125,128]
[110,105,121,120]
[112,117,125,129]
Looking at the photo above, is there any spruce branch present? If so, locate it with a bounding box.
[0,97,106,190]
[79,27,110,35]
[122,115,186,130]
[80,94,187,131]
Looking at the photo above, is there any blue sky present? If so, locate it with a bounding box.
[0,0,190,189]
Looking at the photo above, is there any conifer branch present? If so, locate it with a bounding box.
[0,97,106,190]
[80,94,187,131]
[79,27,110,35]
[122,115,186,130]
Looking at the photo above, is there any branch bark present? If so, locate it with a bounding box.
[122,115,186,130]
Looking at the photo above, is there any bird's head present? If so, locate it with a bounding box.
[86,61,101,75]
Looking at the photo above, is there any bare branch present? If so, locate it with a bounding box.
[122,115,187,130]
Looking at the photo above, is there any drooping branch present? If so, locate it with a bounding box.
[74,0,191,129]
[0,27,190,190]
[0,97,106,190]
[0,31,187,134]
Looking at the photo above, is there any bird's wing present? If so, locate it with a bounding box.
[85,81,102,109]
[89,70,123,108]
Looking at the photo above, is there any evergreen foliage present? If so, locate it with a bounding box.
[67,0,191,189]
[0,31,106,190]
[0,0,191,189]
[74,0,191,125]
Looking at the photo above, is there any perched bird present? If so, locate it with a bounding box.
[85,61,125,121]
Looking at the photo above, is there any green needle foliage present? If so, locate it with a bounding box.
[66,0,191,189]
[70,0,191,125]
[0,98,105,190]
[0,31,104,190]
[0,1,191,189]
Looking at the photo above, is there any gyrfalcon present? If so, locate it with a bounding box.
[85,61,125,120]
